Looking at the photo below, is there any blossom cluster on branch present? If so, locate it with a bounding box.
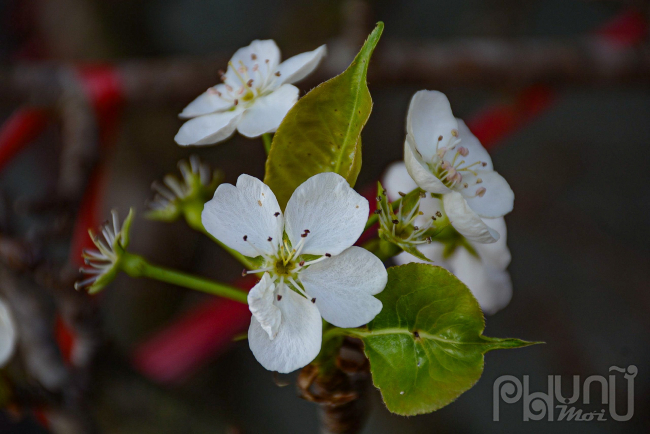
[38,22,537,427]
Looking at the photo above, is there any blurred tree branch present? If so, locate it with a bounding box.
[0,38,649,112]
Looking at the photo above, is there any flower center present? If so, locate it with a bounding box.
[209,54,280,108]
[426,135,488,197]
[242,230,331,302]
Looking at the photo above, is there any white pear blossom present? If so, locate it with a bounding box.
[383,162,512,314]
[0,298,17,367]
[175,40,327,146]
[404,90,514,243]
[202,172,387,373]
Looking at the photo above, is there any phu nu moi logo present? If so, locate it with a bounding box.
[493,365,637,422]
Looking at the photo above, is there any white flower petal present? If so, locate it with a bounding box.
[236,84,299,137]
[274,45,327,86]
[455,119,493,171]
[179,84,233,119]
[300,247,385,328]
[0,299,16,367]
[226,40,281,86]
[284,173,368,256]
[247,273,281,340]
[404,134,451,194]
[406,90,459,162]
[248,287,322,373]
[174,109,243,146]
[473,217,511,270]
[382,161,418,201]
[202,174,283,258]
[443,192,499,243]
[461,171,514,218]
[447,248,512,315]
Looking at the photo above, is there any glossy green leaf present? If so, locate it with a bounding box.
[264,23,384,208]
[357,263,540,415]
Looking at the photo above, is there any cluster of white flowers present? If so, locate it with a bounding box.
[383,90,514,314]
[174,40,515,372]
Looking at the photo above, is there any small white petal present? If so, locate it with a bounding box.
[174,109,243,146]
[461,171,514,218]
[443,192,499,243]
[382,161,418,201]
[404,134,451,194]
[179,84,233,119]
[0,299,16,367]
[248,288,322,373]
[274,45,327,86]
[447,248,512,315]
[301,247,385,328]
[202,174,283,258]
[473,217,511,270]
[455,119,493,171]
[407,90,460,162]
[247,273,281,340]
[237,84,299,137]
[284,173,368,256]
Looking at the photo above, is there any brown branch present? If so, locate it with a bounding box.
[0,38,648,111]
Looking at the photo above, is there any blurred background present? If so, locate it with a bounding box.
[0,0,649,433]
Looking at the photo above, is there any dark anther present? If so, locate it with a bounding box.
[414,226,419,230]
[234,99,239,105]
[436,211,442,217]
[301,233,307,238]
[275,71,281,76]
[392,219,399,224]
[325,253,331,257]
[311,298,316,303]
[299,261,305,266]
[413,331,420,338]
[267,237,273,242]
[398,191,406,197]
[251,54,257,60]
[376,196,381,201]
[274,212,280,217]
[304,229,310,234]
[247,79,254,87]
[438,135,443,141]
[243,235,248,241]
[277,295,282,301]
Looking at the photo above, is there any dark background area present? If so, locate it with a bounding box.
[0,0,648,433]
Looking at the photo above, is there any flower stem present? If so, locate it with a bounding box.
[120,251,248,304]
[322,326,367,344]
[262,133,273,155]
[183,200,255,269]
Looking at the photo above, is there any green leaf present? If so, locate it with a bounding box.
[358,263,540,416]
[264,22,384,208]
